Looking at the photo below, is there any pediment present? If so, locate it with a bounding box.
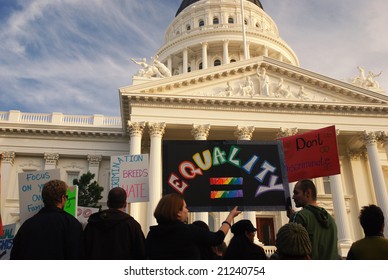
[120,57,388,119]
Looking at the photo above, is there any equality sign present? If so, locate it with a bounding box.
[18,169,61,224]
[0,223,16,260]
[64,186,78,217]
[163,140,289,212]
[110,154,149,203]
[279,125,340,182]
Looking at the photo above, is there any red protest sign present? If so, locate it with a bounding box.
[279,126,340,182]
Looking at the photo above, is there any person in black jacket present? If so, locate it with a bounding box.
[223,219,267,260]
[84,187,146,259]
[11,179,84,260]
[146,193,241,259]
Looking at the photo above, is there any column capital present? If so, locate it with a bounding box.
[347,149,367,160]
[128,121,146,137]
[87,154,102,167]
[148,122,166,137]
[201,41,208,47]
[1,151,15,164]
[191,124,211,140]
[234,126,255,140]
[276,127,298,138]
[44,153,59,165]
[378,131,388,144]
[361,131,379,145]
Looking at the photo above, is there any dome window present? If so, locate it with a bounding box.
[199,62,203,70]
[213,17,219,25]
[244,19,248,25]
[186,24,191,31]
[199,20,204,27]
[230,59,237,63]
[228,17,234,24]
[214,59,221,66]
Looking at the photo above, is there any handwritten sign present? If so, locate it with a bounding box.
[0,214,3,237]
[64,186,78,217]
[18,169,61,224]
[77,206,99,228]
[0,223,16,260]
[279,126,340,182]
[110,154,149,203]
[163,140,289,212]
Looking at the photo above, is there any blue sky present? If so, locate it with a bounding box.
[1,0,387,116]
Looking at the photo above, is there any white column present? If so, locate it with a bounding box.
[246,42,251,59]
[191,124,211,224]
[380,132,388,160]
[201,42,208,69]
[223,40,229,64]
[44,153,59,170]
[329,174,353,257]
[263,46,268,57]
[167,56,172,75]
[362,131,388,236]
[128,121,146,225]
[183,48,188,74]
[1,151,15,221]
[87,155,102,179]
[234,126,259,243]
[147,122,166,229]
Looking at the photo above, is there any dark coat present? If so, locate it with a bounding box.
[223,234,267,260]
[10,206,84,260]
[146,221,225,259]
[84,208,146,259]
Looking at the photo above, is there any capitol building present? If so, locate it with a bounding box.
[1,0,388,257]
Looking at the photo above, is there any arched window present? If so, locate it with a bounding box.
[199,20,204,27]
[214,59,221,66]
[230,59,236,63]
[256,23,260,28]
[199,62,203,70]
[186,24,191,31]
[228,17,234,24]
[213,17,219,25]
[187,66,191,72]
[244,19,248,25]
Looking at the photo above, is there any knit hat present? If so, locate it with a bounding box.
[276,223,312,257]
[231,219,257,235]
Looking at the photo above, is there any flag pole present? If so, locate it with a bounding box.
[240,0,248,60]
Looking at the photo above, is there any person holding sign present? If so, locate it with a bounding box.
[10,180,84,260]
[84,187,146,259]
[146,193,241,259]
[290,179,339,260]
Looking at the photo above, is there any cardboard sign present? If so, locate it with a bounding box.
[64,186,78,217]
[18,169,61,223]
[110,154,149,203]
[0,223,16,260]
[279,126,340,182]
[163,140,289,212]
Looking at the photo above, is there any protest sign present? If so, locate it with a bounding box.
[64,185,78,217]
[163,140,289,212]
[110,154,149,203]
[18,169,61,223]
[0,223,16,260]
[279,125,340,182]
[0,215,3,237]
[76,206,99,228]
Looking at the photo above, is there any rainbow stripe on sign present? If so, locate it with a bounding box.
[210,190,243,199]
[209,177,243,185]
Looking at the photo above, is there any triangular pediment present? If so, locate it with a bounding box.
[119,57,388,124]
